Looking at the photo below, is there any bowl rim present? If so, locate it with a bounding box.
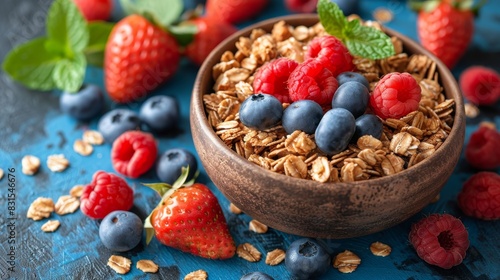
[192,14,465,191]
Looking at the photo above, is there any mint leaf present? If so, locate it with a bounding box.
[2,38,62,91]
[345,25,395,59]
[168,24,198,47]
[53,53,86,93]
[47,0,89,55]
[84,22,115,67]
[121,0,183,27]
[317,0,347,40]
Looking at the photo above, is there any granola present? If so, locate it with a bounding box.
[265,249,286,266]
[249,219,268,234]
[333,250,361,273]
[136,259,159,273]
[107,255,131,274]
[54,195,80,215]
[237,243,262,262]
[41,220,60,232]
[47,154,70,172]
[370,241,392,257]
[184,269,208,280]
[22,155,41,175]
[27,197,55,221]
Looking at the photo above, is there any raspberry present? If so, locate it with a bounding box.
[457,172,500,220]
[369,72,422,119]
[288,59,339,107]
[409,214,469,269]
[459,66,500,105]
[80,171,134,219]
[111,131,158,178]
[253,58,299,103]
[465,125,500,170]
[305,35,354,77]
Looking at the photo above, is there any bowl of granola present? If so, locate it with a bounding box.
[190,13,465,238]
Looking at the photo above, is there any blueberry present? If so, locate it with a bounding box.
[336,71,370,90]
[156,148,198,184]
[139,95,179,133]
[315,108,356,155]
[329,0,359,16]
[60,84,104,120]
[99,211,143,252]
[240,272,274,280]
[282,100,323,135]
[331,81,369,118]
[285,238,331,280]
[239,93,283,131]
[352,114,383,142]
[98,109,141,143]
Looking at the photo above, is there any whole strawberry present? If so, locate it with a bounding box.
[144,169,236,259]
[185,17,237,66]
[104,15,180,103]
[206,0,268,24]
[414,0,481,69]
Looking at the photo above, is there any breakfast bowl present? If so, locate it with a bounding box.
[190,14,465,239]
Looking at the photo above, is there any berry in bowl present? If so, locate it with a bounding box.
[190,2,465,238]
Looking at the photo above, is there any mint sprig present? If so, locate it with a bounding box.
[317,0,395,60]
[2,0,114,93]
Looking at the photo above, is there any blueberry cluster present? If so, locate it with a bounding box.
[239,72,383,156]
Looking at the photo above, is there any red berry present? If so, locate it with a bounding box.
[206,0,268,24]
[253,58,299,103]
[111,131,158,178]
[185,17,237,66]
[465,125,500,170]
[305,35,354,77]
[459,66,500,105]
[74,0,112,22]
[285,0,317,13]
[288,59,339,107]
[80,171,134,219]
[409,214,469,269]
[458,172,500,220]
[369,72,421,119]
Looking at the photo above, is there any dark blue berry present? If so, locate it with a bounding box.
[139,95,179,133]
[315,108,356,155]
[331,81,369,118]
[156,148,197,184]
[352,114,383,142]
[329,0,359,16]
[99,211,143,252]
[239,93,283,131]
[60,84,104,120]
[336,71,369,90]
[285,238,331,280]
[98,109,141,143]
[282,100,323,135]
[240,272,274,280]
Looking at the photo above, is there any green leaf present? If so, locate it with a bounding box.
[53,53,87,93]
[120,0,183,28]
[47,0,89,55]
[84,22,115,67]
[142,182,173,197]
[345,25,395,59]
[2,37,62,91]
[144,213,155,245]
[168,24,198,47]
[317,0,347,40]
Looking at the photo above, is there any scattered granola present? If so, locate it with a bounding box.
[22,155,41,175]
[464,103,479,118]
[107,255,131,275]
[41,220,60,232]
[69,185,85,197]
[136,259,159,273]
[229,203,242,214]
[73,139,93,156]
[373,8,393,23]
[27,197,54,220]
[0,168,3,180]
[184,269,208,280]
[83,130,105,145]
[47,154,70,172]
[249,219,268,233]
[237,243,262,262]
[54,195,80,215]
[265,249,286,266]
[333,250,361,273]
[370,242,392,257]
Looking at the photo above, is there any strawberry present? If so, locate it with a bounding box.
[206,0,269,24]
[144,168,236,260]
[413,0,482,69]
[74,0,113,22]
[104,15,180,103]
[184,17,237,66]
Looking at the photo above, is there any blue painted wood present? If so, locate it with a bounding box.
[0,0,499,279]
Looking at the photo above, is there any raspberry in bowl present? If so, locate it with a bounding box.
[190,14,465,238]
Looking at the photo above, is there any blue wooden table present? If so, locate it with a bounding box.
[1,0,499,279]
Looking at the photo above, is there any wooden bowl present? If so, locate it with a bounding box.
[190,14,465,239]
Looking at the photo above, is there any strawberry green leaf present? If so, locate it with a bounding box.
[317,0,347,40]
[142,182,173,197]
[344,24,395,60]
[2,37,62,91]
[144,214,155,245]
[84,22,115,67]
[121,0,183,28]
[168,24,198,47]
[47,0,89,55]
[53,53,86,93]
